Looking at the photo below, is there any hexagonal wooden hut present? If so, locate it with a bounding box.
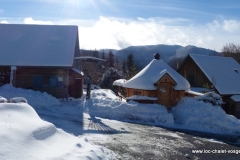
[122,53,190,110]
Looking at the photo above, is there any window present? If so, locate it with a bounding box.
[58,77,64,87]
[50,76,58,87]
[33,75,43,88]
[160,85,167,93]
[50,76,64,88]
[133,91,141,95]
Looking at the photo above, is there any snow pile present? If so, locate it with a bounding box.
[0,96,7,103]
[113,79,126,87]
[195,92,224,105]
[0,103,109,160]
[86,89,174,124]
[0,84,61,106]
[9,97,28,103]
[91,89,119,100]
[172,98,240,134]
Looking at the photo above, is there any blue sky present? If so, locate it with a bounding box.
[0,0,240,51]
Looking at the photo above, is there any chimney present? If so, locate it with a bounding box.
[154,53,160,60]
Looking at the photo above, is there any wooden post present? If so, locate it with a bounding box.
[10,66,17,87]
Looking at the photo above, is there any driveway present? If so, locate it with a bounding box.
[35,102,240,160]
[83,116,240,160]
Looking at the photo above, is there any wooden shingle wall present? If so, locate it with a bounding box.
[178,57,211,87]
[14,67,68,98]
[126,88,157,97]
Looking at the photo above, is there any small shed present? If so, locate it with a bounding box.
[122,53,190,110]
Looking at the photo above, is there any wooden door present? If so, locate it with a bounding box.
[157,82,172,109]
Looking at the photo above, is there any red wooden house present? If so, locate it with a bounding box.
[0,24,84,98]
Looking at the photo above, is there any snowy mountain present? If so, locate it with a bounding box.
[113,45,221,69]
[80,44,221,69]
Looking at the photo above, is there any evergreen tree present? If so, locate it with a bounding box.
[126,53,134,71]
[122,58,127,77]
[126,53,138,78]
[101,50,105,60]
[93,49,99,58]
[98,67,123,94]
[114,57,120,70]
[129,62,137,78]
[107,50,114,67]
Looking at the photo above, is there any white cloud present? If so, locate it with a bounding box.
[3,16,239,52]
[24,17,53,25]
[207,20,221,31]
[76,16,217,50]
[78,16,168,49]
[223,20,240,32]
[207,19,240,33]
[0,20,8,24]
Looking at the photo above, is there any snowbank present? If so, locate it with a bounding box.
[195,92,224,106]
[0,84,60,106]
[91,89,119,100]
[172,98,240,134]
[0,103,109,160]
[0,96,7,103]
[113,79,126,87]
[86,89,174,124]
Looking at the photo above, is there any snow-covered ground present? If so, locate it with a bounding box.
[0,85,116,160]
[87,88,240,135]
[1,84,240,159]
[87,89,174,124]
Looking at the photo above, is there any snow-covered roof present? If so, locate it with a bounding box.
[74,56,106,61]
[71,68,84,76]
[123,59,190,90]
[0,24,78,67]
[190,54,240,95]
[113,79,127,87]
[185,90,204,96]
[230,95,240,102]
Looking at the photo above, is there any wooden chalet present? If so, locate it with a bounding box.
[0,24,84,98]
[122,53,190,110]
[178,54,240,118]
